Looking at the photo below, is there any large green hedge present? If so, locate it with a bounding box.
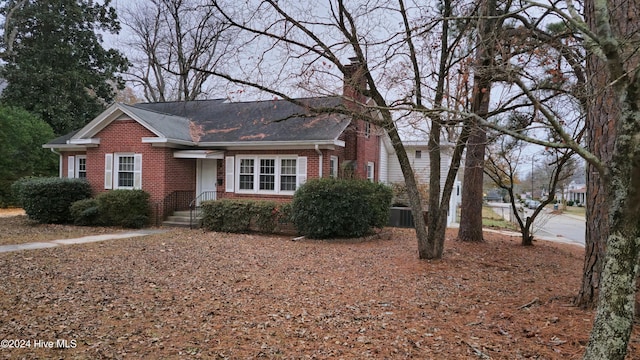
[96,190,151,228]
[201,199,291,234]
[13,177,92,223]
[291,178,392,239]
[69,190,151,228]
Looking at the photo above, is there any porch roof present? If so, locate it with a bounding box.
[173,150,225,159]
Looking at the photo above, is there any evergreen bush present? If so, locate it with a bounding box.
[201,199,292,234]
[201,199,254,233]
[15,177,92,223]
[96,190,151,228]
[69,198,101,226]
[291,178,392,239]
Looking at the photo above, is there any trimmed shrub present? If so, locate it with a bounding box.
[201,199,254,233]
[252,201,280,233]
[10,176,37,207]
[201,200,292,234]
[291,178,393,239]
[96,190,151,228]
[69,198,102,226]
[15,177,92,223]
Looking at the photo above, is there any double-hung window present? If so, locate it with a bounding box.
[104,153,142,190]
[239,159,255,190]
[234,156,305,194]
[280,159,297,191]
[76,156,87,178]
[260,159,276,190]
[117,155,135,188]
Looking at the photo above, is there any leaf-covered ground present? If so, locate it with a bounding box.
[0,213,639,359]
[0,212,124,246]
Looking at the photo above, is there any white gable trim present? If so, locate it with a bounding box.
[72,103,165,141]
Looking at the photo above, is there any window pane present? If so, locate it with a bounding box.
[78,158,87,178]
[280,159,297,191]
[260,159,275,190]
[119,156,134,172]
[118,172,134,187]
[118,156,134,187]
[239,159,255,190]
[240,159,254,174]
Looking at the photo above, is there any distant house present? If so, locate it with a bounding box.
[565,181,586,205]
[382,140,461,226]
[43,60,460,226]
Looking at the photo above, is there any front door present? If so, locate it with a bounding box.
[197,159,218,206]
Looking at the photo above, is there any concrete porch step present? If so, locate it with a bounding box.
[162,210,202,228]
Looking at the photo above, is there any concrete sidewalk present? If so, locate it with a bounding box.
[0,229,167,253]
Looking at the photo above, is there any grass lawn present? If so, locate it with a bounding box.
[561,206,586,217]
[482,205,518,230]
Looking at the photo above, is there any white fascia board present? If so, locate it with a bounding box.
[42,144,87,151]
[142,137,197,147]
[68,138,100,145]
[173,150,225,159]
[195,140,345,151]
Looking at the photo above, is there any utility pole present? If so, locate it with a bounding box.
[531,158,534,199]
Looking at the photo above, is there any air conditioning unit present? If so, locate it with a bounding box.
[388,207,415,228]
[388,207,430,228]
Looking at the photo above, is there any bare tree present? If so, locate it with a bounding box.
[198,0,481,259]
[121,0,232,102]
[485,131,576,245]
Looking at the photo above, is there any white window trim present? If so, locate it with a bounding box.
[330,156,339,178]
[367,161,375,182]
[76,155,87,178]
[234,155,305,195]
[111,153,142,190]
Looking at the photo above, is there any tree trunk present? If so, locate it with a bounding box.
[578,0,637,310]
[378,115,430,258]
[582,0,640,354]
[458,125,487,242]
[458,0,496,243]
[521,217,533,246]
[425,0,453,257]
[577,15,615,309]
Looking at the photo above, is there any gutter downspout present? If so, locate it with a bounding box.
[50,148,63,178]
[315,144,323,178]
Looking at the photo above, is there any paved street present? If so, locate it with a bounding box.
[487,202,585,246]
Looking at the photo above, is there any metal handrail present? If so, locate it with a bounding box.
[189,191,218,229]
[162,190,195,220]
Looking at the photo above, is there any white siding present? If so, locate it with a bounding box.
[379,141,389,184]
[385,144,459,226]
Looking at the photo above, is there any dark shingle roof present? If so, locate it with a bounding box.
[133,97,350,143]
[45,129,80,145]
[119,103,193,142]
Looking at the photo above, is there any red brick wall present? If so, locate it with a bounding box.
[84,119,196,221]
[339,119,381,181]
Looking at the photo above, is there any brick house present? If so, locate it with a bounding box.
[44,86,383,224]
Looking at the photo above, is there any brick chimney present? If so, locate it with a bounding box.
[343,57,368,106]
